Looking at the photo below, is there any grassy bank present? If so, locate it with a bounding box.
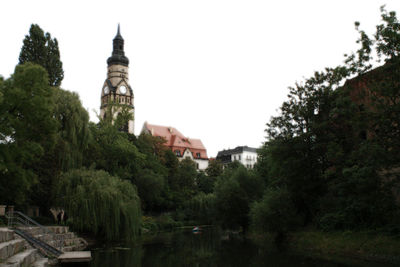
[252,230,400,264]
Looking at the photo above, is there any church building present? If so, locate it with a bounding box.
[100,25,134,133]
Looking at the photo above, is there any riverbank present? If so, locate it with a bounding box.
[252,230,400,265]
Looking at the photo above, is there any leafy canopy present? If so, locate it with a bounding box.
[19,24,64,86]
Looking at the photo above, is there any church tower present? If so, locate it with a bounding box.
[100,25,134,133]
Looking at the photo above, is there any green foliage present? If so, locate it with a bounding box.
[196,171,215,194]
[57,168,141,241]
[183,193,216,224]
[19,24,64,86]
[0,63,57,205]
[205,160,223,178]
[85,121,144,181]
[141,214,182,232]
[250,188,300,235]
[214,166,263,231]
[375,7,400,61]
[29,88,90,210]
[167,158,198,207]
[135,169,165,211]
[256,7,400,234]
[52,88,90,171]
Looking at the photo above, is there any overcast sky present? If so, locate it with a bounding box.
[1,0,400,157]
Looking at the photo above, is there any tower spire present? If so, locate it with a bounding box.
[107,24,129,66]
[115,23,123,40]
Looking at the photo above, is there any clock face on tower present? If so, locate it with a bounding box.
[120,85,127,94]
[104,86,109,94]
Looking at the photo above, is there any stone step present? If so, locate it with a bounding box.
[16,227,70,238]
[0,229,14,243]
[31,257,48,267]
[46,226,69,234]
[0,239,26,261]
[0,248,39,267]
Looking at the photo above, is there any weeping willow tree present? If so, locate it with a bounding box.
[183,193,216,224]
[29,88,90,211]
[58,168,141,241]
[52,88,90,171]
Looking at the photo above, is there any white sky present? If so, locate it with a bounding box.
[1,0,400,157]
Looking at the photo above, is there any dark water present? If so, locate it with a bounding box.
[82,229,394,267]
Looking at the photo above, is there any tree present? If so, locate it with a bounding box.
[85,121,145,181]
[57,168,141,241]
[0,63,57,205]
[214,166,263,231]
[256,7,400,233]
[19,24,64,86]
[29,88,90,210]
[196,171,215,194]
[250,188,300,242]
[205,160,223,178]
[168,158,198,206]
[135,169,165,211]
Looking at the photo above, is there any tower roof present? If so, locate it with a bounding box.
[107,24,129,67]
[114,24,124,41]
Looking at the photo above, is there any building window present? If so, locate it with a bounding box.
[239,155,241,161]
[196,152,201,158]
[175,150,181,156]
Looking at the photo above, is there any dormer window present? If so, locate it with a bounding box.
[196,153,201,158]
[175,150,181,156]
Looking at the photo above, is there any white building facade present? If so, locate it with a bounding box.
[216,146,258,169]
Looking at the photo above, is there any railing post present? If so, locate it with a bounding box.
[7,208,14,228]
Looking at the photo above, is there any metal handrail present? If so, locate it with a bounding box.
[5,210,64,250]
[13,228,62,257]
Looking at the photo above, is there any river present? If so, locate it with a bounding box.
[83,228,395,267]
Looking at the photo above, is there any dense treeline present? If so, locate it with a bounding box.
[251,7,400,239]
[1,8,399,242]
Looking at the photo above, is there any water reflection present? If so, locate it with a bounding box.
[88,229,393,267]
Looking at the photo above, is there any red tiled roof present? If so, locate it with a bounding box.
[142,122,208,159]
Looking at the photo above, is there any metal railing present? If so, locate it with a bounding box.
[13,228,62,257]
[5,210,64,254]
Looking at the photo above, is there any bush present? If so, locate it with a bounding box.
[141,214,182,232]
[250,188,301,235]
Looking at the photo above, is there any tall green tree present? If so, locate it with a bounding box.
[29,88,91,210]
[85,120,144,181]
[257,7,400,232]
[214,166,263,231]
[168,158,198,207]
[19,24,64,86]
[0,63,57,205]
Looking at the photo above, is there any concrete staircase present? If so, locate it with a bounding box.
[0,226,87,267]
